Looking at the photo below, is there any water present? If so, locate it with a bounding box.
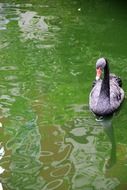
[0,0,127,189]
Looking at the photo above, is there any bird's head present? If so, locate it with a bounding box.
[96,57,107,80]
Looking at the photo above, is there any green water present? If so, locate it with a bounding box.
[0,0,127,190]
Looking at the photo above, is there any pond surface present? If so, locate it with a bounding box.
[0,0,127,190]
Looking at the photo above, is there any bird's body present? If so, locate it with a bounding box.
[89,58,124,116]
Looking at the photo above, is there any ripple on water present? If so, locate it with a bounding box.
[0,41,9,49]
[43,179,63,190]
[0,95,15,103]
[41,151,54,157]
[66,104,89,113]
[0,66,18,71]
[70,127,87,136]
[50,163,71,178]
[72,174,89,189]
[0,146,5,159]
[0,13,9,30]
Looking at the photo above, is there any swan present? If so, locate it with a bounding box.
[89,58,124,116]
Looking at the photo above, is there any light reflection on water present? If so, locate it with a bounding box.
[0,1,127,190]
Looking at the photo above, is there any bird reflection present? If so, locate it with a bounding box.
[100,116,116,169]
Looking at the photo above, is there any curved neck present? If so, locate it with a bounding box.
[100,61,110,98]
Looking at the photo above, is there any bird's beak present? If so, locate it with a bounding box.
[96,68,102,80]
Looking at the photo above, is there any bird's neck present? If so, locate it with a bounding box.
[100,62,110,99]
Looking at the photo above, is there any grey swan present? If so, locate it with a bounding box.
[89,58,124,116]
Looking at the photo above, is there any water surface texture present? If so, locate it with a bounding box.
[0,1,127,190]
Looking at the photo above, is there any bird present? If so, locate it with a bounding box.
[89,58,124,116]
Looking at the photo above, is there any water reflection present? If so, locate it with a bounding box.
[100,117,116,170]
[65,111,120,190]
[0,65,19,119]
[0,1,127,190]
[5,116,45,190]
[101,115,127,189]
[0,3,10,30]
[0,123,5,190]
[17,8,61,48]
[18,11,48,41]
[40,124,73,190]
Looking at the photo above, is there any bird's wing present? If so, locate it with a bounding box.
[89,80,102,108]
[110,80,124,110]
[110,73,122,87]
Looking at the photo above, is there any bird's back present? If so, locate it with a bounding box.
[89,75,124,116]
